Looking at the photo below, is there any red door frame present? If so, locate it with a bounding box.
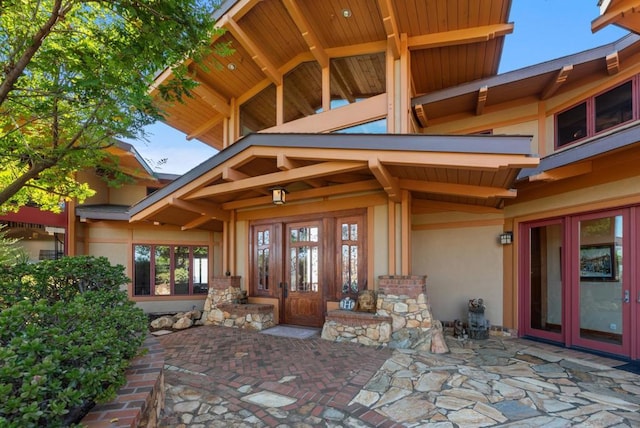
[520,207,639,361]
[569,208,632,358]
[519,218,567,344]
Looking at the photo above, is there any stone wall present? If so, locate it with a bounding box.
[321,310,392,346]
[201,276,274,331]
[321,275,448,353]
[204,303,274,331]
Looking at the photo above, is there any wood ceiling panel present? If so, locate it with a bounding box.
[238,0,309,66]
[298,0,386,48]
[197,33,265,98]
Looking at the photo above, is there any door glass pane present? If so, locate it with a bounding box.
[154,246,171,295]
[529,224,563,333]
[289,226,320,293]
[579,216,623,344]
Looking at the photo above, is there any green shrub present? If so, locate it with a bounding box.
[0,256,147,427]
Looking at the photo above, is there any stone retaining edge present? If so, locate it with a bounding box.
[81,335,165,428]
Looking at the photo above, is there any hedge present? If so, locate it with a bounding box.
[0,256,147,427]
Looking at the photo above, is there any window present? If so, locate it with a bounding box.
[556,79,635,148]
[133,244,209,296]
[240,84,276,136]
[330,53,385,107]
[337,216,366,298]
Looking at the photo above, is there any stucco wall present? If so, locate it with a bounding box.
[412,224,504,326]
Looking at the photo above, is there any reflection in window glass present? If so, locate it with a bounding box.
[132,244,210,296]
[335,118,387,134]
[284,62,322,121]
[557,102,587,147]
[595,81,632,133]
[330,53,385,105]
[240,84,276,136]
[134,245,151,295]
[154,246,171,295]
[174,246,190,295]
[193,247,208,294]
[340,221,360,294]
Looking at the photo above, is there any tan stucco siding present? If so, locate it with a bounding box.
[507,175,640,221]
[412,218,505,326]
[109,184,147,206]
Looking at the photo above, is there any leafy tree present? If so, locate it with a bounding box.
[0,0,230,213]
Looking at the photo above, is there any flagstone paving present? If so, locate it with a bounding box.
[157,325,640,427]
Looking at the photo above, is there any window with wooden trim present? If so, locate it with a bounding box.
[255,225,272,295]
[556,79,635,148]
[133,244,209,296]
[337,215,366,298]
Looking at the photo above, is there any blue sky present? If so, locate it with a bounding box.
[130,1,630,175]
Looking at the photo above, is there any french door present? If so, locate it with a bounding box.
[283,221,323,327]
[522,207,639,360]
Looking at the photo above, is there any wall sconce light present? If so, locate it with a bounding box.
[499,232,513,245]
[271,186,287,205]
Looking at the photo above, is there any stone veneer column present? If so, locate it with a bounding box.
[202,276,241,314]
[377,275,448,353]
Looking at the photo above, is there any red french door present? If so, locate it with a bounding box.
[570,209,632,357]
[521,207,639,360]
[521,219,567,343]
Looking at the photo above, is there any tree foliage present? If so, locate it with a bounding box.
[0,0,228,213]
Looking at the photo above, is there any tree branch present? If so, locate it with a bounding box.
[0,0,74,107]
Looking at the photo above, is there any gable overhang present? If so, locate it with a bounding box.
[411,33,640,126]
[593,0,640,34]
[129,133,537,230]
[518,122,640,183]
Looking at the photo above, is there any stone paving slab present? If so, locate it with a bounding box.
[157,325,640,427]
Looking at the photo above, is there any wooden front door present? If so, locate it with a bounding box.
[283,221,323,327]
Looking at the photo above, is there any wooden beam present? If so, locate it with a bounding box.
[368,158,401,202]
[407,23,514,50]
[277,154,324,187]
[541,65,573,100]
[476,86,488,116]
[187,114,224,140]
[591,0,640,32]
[282,0,329,68]
[377,0,401,59]
[222,167,250,181]
[181,215,215,231]
[247,145,540,170]
[399,179,517,199]
[606,52,620,75]
[169,198,230,222]
[528,161,592,182]
[325,41,387,58]
[187,161,366,199]
[221,179,381,210]
[412,199,503,214]
[190,78,231,116]
[414,104,427,128]
[224,18,282,85]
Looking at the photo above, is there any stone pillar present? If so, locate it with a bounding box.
[377,275,448,353]
[201,276,241,323]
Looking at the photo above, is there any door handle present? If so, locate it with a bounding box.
[623,290,629,303]
[283,283,288,298]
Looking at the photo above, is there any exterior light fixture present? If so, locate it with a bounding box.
[342,8,351,18]
[499,232,513,245]
[271,186,287,205]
